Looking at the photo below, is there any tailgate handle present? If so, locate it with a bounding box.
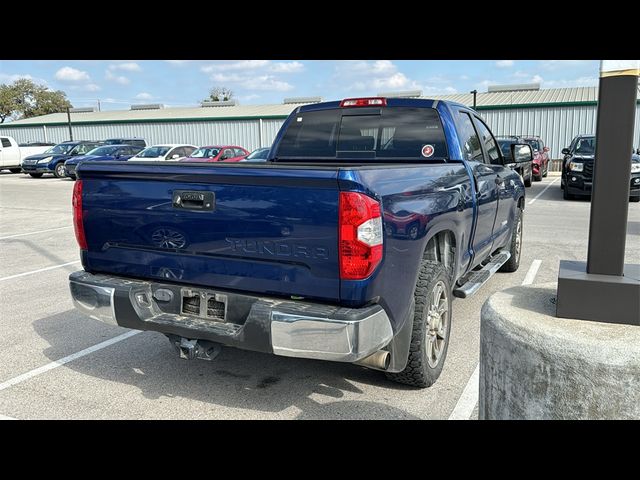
[173,191,215,211]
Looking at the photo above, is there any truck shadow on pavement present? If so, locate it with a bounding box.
[33,310,422,419]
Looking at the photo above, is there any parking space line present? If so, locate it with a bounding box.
[448,259,542,420]
[0,260,81,282]
[528,178,560,205]
[0,226,72,240]
[0,330,141,392]
[0,414,17,420]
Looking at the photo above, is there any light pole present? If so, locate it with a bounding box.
[66,106,73,141]
[470,89,477,109]
[556,60,640,325]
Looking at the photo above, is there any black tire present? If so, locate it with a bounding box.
[53,162,66,178]
[386,260,452,388]
[29,173,43,178]
[9,168,22,174]
[630,196,640,203]
[543,164,548,178]
[524,173,532,187]
[499,208,522,273]
[563,187,574,200]
[534,174,542,182]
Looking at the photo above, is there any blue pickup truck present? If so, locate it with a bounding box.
[68,98,531,387]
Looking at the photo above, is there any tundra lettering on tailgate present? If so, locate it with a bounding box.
[225,238,329,260]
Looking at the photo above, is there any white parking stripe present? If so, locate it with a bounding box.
[0,330,141,392]
[522,259,542,285]
[448,259,542,420]
[528,177,560,205]
[0,414,17,420]
[0,260,80,282]
[0,226,72,240]
[448,365,480,420]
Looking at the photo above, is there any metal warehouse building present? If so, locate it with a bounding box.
[1,86,639,159]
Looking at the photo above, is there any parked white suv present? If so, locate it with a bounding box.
[128,144,197,162]
[0,136,52,173]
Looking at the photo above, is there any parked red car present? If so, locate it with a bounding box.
[522,136,550,181]
[181,145,249,163]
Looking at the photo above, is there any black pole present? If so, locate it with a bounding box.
[66,107,73,141]
[470,89,478,109]
[587,72,638,275]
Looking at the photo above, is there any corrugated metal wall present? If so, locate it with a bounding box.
[479,105,640,158]
[0,119,286,152]
[1,106,639,158]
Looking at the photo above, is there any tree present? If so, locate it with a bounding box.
[206,86,234,102]
[0,78,72,123]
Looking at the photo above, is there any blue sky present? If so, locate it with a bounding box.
[0,60,600,111]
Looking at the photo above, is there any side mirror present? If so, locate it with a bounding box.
[511,143,533,163]
[171,154,180,159]
[561,148,570,155]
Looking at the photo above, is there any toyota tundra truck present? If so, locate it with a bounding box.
[68,98,531,387]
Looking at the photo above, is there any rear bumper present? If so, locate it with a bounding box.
[69,271,393,363]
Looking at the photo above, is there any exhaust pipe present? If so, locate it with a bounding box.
[355,350,390,371]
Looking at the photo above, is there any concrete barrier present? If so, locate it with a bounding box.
[480,282,640,419]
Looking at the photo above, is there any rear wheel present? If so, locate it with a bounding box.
[53,162,66,178]
[9,168,21,174]
[499,208,522,273]
[386,260,452,388]
[543,162,548,177]
[29,173,43,178]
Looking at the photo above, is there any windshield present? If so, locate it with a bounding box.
[189,147,220,158]
[136,146,171,158]
[246,148,269,160]
[526,139,541,151]
[45,143,74,155]
[276,107,448,160]
[86,146,119,156]
[574,137,595,155]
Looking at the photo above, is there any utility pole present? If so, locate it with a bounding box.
[97,99,101,112]
[66,106,73,141]
[470,89,477,109]
[556,60,640,325]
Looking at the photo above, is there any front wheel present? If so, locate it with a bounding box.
[386,260,452,388]
[524,173,532,187]
[9,168,22,174]
[499,208,522,273]
[53,162,66,178]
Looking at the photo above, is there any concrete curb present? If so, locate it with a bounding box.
[479,282,640,419]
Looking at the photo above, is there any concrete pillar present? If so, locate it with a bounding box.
[480,282,640,419]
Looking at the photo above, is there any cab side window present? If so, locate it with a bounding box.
[456,112,484,162]
[474,118,502,165]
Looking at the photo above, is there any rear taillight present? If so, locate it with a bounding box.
[339,192,383,280]
[72,180,88,250]
[340,97,387,108]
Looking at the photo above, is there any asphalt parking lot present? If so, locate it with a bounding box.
[0,171,638,420]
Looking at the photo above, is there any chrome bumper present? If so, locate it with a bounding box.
[69,271,394,363]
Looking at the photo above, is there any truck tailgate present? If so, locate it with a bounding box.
[78,162,341,301]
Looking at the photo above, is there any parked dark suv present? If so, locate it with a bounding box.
[497,136,533,187]
[561,134,640,201]
[103,138,147,149]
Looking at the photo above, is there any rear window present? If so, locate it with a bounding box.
[276,107,448,160]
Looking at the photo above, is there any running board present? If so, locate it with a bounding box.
[453,251,511,299]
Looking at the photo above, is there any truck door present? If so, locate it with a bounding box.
[472,116,513,250]
[455,111,500,264]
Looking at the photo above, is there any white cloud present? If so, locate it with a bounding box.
[109,62,141,72]
[337,60,423,94]
[459,74,470,81]
[55,66,90,83]
[371,72,415,90]
[135,92,153,100]
[84,83,101,92]
[201,60,269,73]
[105,70,130,85]
[270,61,304,73]
[542,76,598,88]
[339,60,397,75]
[0,73,50,86]
[539,60,595,71]
[209,73,294,92]
[531,75,544,83]
[496,60,514,68]
[166,60,190,66]
[512,70,529,78]
[238,94,260,102]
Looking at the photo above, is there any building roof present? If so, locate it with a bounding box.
[3,86,640,127]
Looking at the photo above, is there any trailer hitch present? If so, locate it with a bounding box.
[168,335,222,361]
